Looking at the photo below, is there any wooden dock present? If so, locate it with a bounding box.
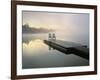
[44,40,89,60]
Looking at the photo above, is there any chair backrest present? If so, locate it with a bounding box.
[49,33,51,38]
[53,34,56,38]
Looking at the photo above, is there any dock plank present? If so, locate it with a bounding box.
[44,40,89,60]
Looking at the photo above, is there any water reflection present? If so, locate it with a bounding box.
[23,39,47,54]
[22,34,89,69]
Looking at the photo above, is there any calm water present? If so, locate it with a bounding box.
[22,33,89,69]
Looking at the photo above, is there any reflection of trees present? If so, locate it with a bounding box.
[22,36,45,44]
[22,30,48,44]
[22,38,37,44]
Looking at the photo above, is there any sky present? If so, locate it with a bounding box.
[22,11,89,46]
[22,11,89,30]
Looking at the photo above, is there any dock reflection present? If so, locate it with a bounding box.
[44,40,89,60]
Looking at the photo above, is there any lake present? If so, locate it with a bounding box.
[22,33,89,69]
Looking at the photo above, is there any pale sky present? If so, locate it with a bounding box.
[22,11,89,30]
[22,11,89,46]
[22,11,89,35]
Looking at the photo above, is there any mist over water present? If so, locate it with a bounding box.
[22,11,89,69]
[22,33,89,69]
[55,30,89,47]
